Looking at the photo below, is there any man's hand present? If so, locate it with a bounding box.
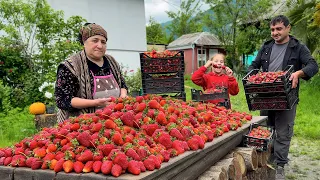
[289,70,305,88]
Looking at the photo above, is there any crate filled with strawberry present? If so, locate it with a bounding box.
[0,95,253,178]
[243,123,274,152]
[242,65,298,110]
[140,50,185,98]
[191,87,230,108]
[140,50,184,74]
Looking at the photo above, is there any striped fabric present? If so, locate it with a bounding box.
[57,50,122,123]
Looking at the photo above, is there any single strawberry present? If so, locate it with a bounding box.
[49,159,57,170]
[148,155,161,169]
[160,150,170,162]
[187,137,199,150]
[114,103,124,111]
[76,131,93,147]
[73,161,84,173]
[31,159,43,170]
[98,144,115,157]
[204,130,214,142]
[111,164,122,177]
[63,160,74,173]
[34,148,46,158]
[169,128,184,140]
[92,161,102,173]
[83,161,94,173]
[125,148,141,161]
[158,133,172,149]
[156,111,167,125]
[148,100,160,109]
[135,103,146,112]
[142,124,160,136]
[101,160,113,175]
[181,127,193,140]
[135,96,144,103]
[54,159,65,172]
[120,111,135,127]
[127,160,141,175]
[77,149,93,163]
[70,123,80,131]
[172,140,185,155]
[105,119,117,129]
[113,153,128,170]
[136,147,148,160]
[111,131,124,146]
[91,122,103,133]
[138,161,146,172]
[143,158,155,171]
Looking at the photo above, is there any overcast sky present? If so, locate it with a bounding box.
[144,0,210,24]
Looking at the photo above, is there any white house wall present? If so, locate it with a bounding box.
[47,0,147,71]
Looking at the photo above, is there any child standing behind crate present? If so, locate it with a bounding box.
[191,53,239,107]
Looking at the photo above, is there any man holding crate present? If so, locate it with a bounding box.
[248,15,318,179]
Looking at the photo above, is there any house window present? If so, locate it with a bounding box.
[197,49,206,68]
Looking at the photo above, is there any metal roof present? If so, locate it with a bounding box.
[167,32,221,49]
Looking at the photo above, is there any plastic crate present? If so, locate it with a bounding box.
[242,65,294,94]
[243,123,274,152]
[245,84,298,111]
[140,51,185,74]
[142,77,185,94]
[191,89,230,108]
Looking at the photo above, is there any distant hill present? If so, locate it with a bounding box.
[160,9,213,37]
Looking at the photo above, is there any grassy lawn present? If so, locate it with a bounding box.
[0,75,319,148]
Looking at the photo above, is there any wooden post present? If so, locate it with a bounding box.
[34,114,57,130]
[234,147,258,171]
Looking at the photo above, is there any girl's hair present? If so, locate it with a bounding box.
[209,53,226,61]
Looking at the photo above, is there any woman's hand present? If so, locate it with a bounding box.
[95,98,112,107]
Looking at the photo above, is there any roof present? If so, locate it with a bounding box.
[167,32,221,49]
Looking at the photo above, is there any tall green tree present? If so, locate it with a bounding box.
[204,0,277,70]
[146,17,166,44]
[166,0,203,40]
[286,0,320,54]
[0,0,86,108]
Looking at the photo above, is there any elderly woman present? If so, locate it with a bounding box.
[55,23,128,123]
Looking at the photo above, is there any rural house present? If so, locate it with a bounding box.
[47,0,147,71]
[166,32,225,75]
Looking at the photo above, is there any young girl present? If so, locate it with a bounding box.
[191,53,239,107]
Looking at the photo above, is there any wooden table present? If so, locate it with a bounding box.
[0,116,267,180]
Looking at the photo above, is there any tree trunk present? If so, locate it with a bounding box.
[234,147,258,171]
[225,151,247,176]
[214,158,241,180]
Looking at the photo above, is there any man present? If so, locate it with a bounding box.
[248,15,318,180]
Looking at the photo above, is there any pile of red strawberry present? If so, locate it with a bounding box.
[248,126,272,139]
[0,95,252,177]
[142,50,181,59]
[246,71,287,84]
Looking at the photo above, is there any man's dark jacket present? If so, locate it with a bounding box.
[248,36,319,98]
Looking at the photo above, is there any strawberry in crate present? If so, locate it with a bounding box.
[244,124,273,151]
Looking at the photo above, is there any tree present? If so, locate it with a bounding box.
[204,0,276,70]
[146,17,166,44]
[286,0,320,54]
[166,0,203,40]
[0,0,86,108]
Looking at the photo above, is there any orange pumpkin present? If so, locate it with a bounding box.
[29,102,46,115]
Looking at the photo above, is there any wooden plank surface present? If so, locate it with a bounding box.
[0,116,267,180]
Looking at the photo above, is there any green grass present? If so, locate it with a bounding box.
[0,75,319,148]
[0,108,37,147]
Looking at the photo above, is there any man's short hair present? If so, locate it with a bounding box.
[270,15,290,27]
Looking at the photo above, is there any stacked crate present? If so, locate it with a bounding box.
[242,65,298,111]
[140,51,185,100]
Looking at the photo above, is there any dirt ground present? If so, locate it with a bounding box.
[285,136,320,180]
